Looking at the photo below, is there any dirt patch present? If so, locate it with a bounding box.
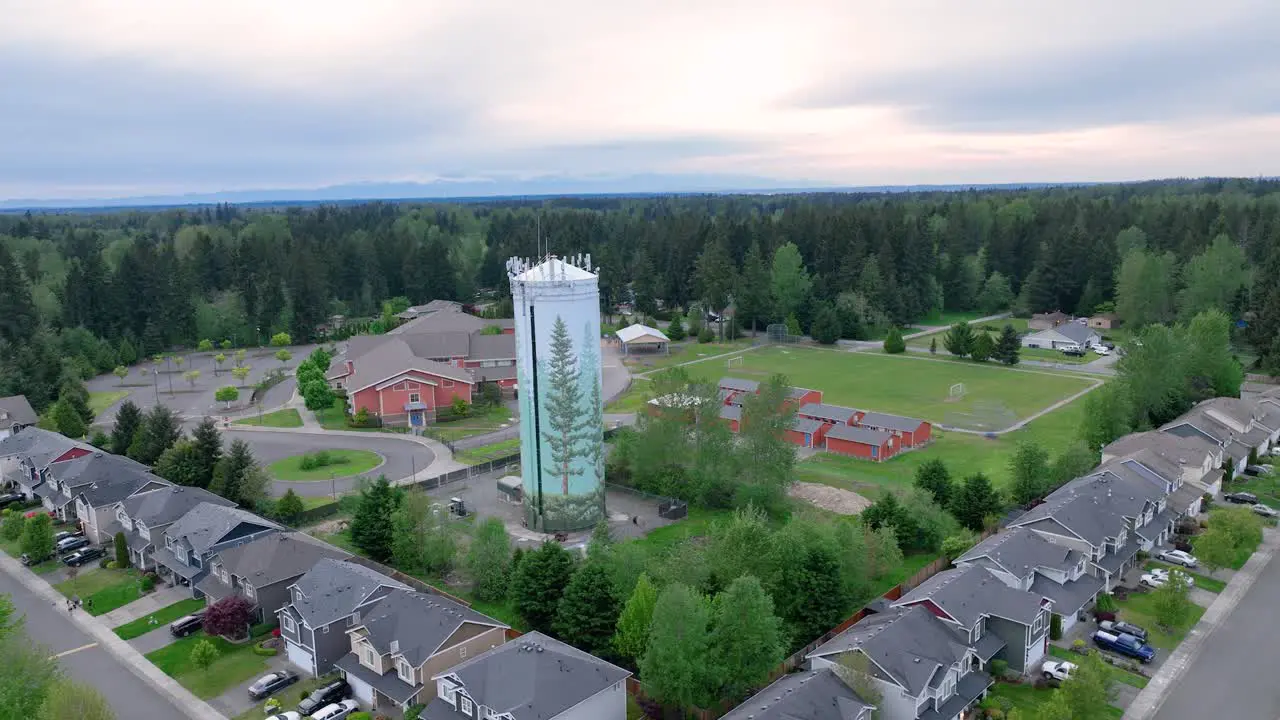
[788,482,872,515]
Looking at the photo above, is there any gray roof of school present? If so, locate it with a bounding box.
[957,527,1081,578]
[390,310,512,336]
[164,502,281,557]
[721,666,873,720]
[798,403,858,424]
[430,631,630,720]
[720,377,760,393]
[792,417,826,435]
[289,558,410,628]
[896,566,1045,627]
[0,395,37,430]
[807,606,970,697]
[213,533,348,589]
[825,424,893,446]
[120,486,235,529]
[1031,574,1103,615]
[356,588,505,666]
[720,405,742,422]
[858,411,927,432]
[344,338,476,392]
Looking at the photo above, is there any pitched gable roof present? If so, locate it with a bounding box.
[616,323,670,344]
[0,395,37,430]
[956,527,1080,578]
[213,533,348,589]
[164,502,281,556]
[290,558,410,628]
[345,338,475,393]
[355,588,506,666]
[825,425,893,446]
[798,403,858,424]
[858,411,928,433]
[720,377,760,393]
[120,486,235,528]
[16,428,93,468]
[722,666,873,720]
[808,606,970,696]
[1102,431,1217,467]
[895,566,1045,628]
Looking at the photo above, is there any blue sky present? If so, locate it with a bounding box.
[2,0,1278,200]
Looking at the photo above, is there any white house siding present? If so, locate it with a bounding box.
[1058,611,1080,635]
[553,681,627,720]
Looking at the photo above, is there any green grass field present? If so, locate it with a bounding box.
[686,345,1094,423]
[624,339,756,375]
[987,682,1123,719]
[55,567,143,616]
[88,390,129,417]
[145,629,273,699]
[796,393,1089,494]
[266,449,382,481]
[114,598,206,640]
[915,310,992,327]
[907,317,1102,364]
[605,377,652,414]
[430,405,514,442]
[233,408,303,428]
[1115,591,1206,650]
[455,438,521,465]
[1143,561,1227,593]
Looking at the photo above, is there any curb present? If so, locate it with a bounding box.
[0,552,227,720]
[1122,527,1280,719]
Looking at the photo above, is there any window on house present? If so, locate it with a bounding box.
[321,624,329,634]
[245,584,256,599]
[398,659,413,683]
[460,697,473,715]
[282,615,296,634]
[409,393,421,404]
[460,646,467,659]
[363,648,375,666]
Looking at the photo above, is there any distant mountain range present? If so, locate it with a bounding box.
[0,174,1086,211]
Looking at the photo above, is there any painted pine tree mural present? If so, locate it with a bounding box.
[582,323,606,480]
[541,316,590,494]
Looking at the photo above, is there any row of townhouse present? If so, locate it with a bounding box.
[719,392,1280,720]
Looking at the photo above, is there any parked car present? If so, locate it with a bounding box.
[19,552,50,566]
[0,492,23,508]
[264,714,301,720]
[169,612,206,638]
[53,529,83,544]
[1244,465,1274,477]
[1140,570,1193,590]
[310,699,360,720]
[1099,620,1148,642]
[296,679,351,716]
[1061,347,1087,357]
[1041,660,1076,682]
[1156,549,1199,568]
[1225,492,1259,504]
[62,547,105,567]
[247,670,299,700]
[1093,630,1156,663]
[1172,537,1194,552]
[1253,504,1280,518]
[55,535,89,553]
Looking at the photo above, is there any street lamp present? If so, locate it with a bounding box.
[152,369,160,405]
[330,470,336,501]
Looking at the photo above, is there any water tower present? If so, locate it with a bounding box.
[507,254,605,532]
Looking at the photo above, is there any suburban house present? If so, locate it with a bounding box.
[151,503,282,595]
[0,425,53,491]
[279,558,412,677]
[1088,313,1120,330]
[857,412,932,448]
[42,452,159,525]
[824,424,899,461]
[0,395,37,441]
[1102,431,1223,504]
[6,428,94,501]
[334,338,480,428]
[721,666,874,720]
[1021,321,1100,351]
[198,533,348,623]
[426,631,631,720]
[955,527,1102,634]
[615,323,670,355]
[1161,396,1279,473]
[115,486,235,571]
[893,565,1052,673]
[806,605,993,720]
[334,588,509,713]
[68,457,172,543]
[1027,311,1070,331]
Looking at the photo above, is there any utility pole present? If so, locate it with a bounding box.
[152,370,159,405]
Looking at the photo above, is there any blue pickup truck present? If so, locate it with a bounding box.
[1092,630,1156,663]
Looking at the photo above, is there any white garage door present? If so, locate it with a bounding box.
[286,642,315,676]
[348,675,375,706]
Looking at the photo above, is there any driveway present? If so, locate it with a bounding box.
[222,429,434,497]
[208,653,292,718]
[128,623,182,655]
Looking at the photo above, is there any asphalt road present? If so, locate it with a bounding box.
[222,428,433,496]
[0,570,182,718]
[1151,545,1280,720]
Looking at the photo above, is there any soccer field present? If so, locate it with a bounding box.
[685,345,1095,424]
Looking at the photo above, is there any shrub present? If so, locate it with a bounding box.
[106,561,119,570]
[98,557,110,569]
[141,575,156,592]
[697,328,715,343]
[404,704,426,720]
[990,659,1008,677]
[1050,613,1063,641]
[253,641,278,656]
[1095,593,1118,613]
[1072,638,1086,651]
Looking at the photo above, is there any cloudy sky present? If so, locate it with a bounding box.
[3,0,1279,200]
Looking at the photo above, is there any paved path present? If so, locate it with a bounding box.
[0,550,225,720]
[97,583,189,627]
[1125,527,1280,720]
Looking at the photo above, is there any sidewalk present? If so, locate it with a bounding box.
[0,551,226,720]
[97,583,189,627]
[1123,526,1280,719]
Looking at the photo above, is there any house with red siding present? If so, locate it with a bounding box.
[342,339,478,429]
[786,387,824,407]
[857,411,932,447]
[718,378,823,409]
[785,417,827,448]
[719,404,742,433]
[824,424,899,461]
[330,329,517,392]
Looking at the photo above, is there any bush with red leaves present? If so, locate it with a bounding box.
[203,594,254,639]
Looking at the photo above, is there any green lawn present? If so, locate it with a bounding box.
[301,495,342,510]
[55,567,144,616]
[1115,591,1206,650]
[266,449,383,481]
[686,345,1093,423]
[605,377,651,414]
[1047,646,1148,689]
[796,393,1090,494]
[1144,561,1227,593]
[88,390,129,416]
[986,682,1123,719]
[455,438,521,466]
[114,598,206,640]
[915,310,993,327]
[430,405,515,442]
[145,629,273,699]
[315,399,410,434]
[233,408,303,428]
[908,318,1100,363]
[625,339,757,375]
[0,536,61,574]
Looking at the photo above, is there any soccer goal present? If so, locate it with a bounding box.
[726,356,745,370]
[949,382,966,400]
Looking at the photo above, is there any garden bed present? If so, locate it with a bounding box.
[266,449,382,481]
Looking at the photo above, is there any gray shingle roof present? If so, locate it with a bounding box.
[791,417,826,435]
[79,475,168,507]
[1014,471,1161,546]
[858,411,928,433]
[1103,431,1216,469]
[720,377,760,393]
[957,527,1081,578]
[345,338,475,392]
[720,405,742,422]
[213,533,348,589]
[1030,574,1103,616]
[1095,539,1142,574]
[798,403,858,424]
[164,502,281,557]
[120,486,235,529]
[807,606,970,696]
[356,588,506,666]
[721,666,873,720]
[17,428,93,468]
[896,566,1045,627]
[289,558,410,628]
[1168,483,1204,514]
[0,426,54,458]
[0,395,37,430]
[825,425,893,446]
[334,654,420,705]
[390,310,512,336]
[49,451,149,485]
[432,631,630,719]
